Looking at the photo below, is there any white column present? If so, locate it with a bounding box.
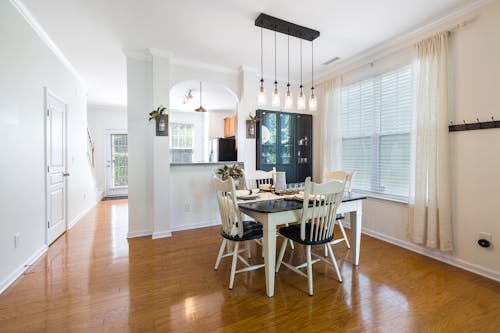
[126,53,154,238]
[150,49,172,239]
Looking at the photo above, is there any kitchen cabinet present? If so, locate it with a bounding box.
[224,114,237,137]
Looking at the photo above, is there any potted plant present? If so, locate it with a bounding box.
[246,113,259,138]
[149,105,168,136]
[217,163,243,180]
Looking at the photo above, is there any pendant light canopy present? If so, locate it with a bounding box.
[257,27,267,106]
[271,26,281,108]
[195,81,206,113]
[309,40,317,112]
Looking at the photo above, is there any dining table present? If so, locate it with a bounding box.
[238,191,367,297]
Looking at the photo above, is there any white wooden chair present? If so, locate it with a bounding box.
[213,176,265,289]
[244,168,295,251]
[276,177,345,295]
[323,170,356,252]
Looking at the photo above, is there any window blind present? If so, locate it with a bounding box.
[341,65,413,199]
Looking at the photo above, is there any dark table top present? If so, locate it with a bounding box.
[238,192,367,214]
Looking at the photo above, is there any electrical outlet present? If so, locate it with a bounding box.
[14,233,20,248]
[184,204,191,212]
[479,232,492,242]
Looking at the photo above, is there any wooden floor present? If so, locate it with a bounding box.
[1,200,499,332]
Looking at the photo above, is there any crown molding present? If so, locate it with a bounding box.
[316,0,494,83]
[171,57,239,75]
[123,49,153,62]
[9,0,85,86]
[148,48,174,59]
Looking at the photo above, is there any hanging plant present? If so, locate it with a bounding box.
[148,105,168,121]
[248,113,259,123]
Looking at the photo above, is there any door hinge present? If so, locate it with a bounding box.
[46,109,50,116]
[47,166,50,173]
[47,221,50,228]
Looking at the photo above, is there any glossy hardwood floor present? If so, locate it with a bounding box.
[1,199,499,332]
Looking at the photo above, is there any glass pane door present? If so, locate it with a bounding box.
[260,111,277,166]
[111,134,128,187]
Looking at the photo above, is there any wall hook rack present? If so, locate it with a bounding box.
[448,117,500,132]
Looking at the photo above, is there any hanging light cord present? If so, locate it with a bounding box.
[200,81,202,106]
[287,32,290,86]
[274,25,277,84]
[300,38,303,87]
[311,40,314,88]
[260,27,264,84]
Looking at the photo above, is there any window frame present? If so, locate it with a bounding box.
[340,64,413,202]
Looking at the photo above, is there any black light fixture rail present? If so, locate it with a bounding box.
[255,13,320,41]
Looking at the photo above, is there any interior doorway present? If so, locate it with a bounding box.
[105,130,128,197]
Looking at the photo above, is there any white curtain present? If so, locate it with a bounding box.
[408,31,453,251]
[318,77,343,182]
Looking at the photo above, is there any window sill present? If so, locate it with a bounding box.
[353,190,408,205]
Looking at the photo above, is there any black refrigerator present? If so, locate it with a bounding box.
[218,137,237,162]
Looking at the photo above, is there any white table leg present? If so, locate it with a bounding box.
[262,218,276,297]
[350,201,363,266]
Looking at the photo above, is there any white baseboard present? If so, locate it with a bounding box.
[152,230,172,239]
[68,200,99,230]
[127,230,153,238]
[0,245,48,294]
[361,227,500,283]
[170,219,221,233]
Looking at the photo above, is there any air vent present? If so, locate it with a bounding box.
[322,57,340,66]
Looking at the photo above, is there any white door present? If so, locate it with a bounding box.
[45,89,68,245]
[105,130,128,197]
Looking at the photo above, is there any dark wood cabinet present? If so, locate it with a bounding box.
[256,110,312,183]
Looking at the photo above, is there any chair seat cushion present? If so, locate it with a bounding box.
[279,224,333,245]
[221,221,263,241]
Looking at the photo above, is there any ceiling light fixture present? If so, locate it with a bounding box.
[257,27,267,106]
[284,32,293,110]
[309,40,317,112]
[194,81,206,113]
[271,25,280,108]
[254,14,320,112]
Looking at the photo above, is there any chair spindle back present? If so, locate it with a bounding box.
[213,176,243,237]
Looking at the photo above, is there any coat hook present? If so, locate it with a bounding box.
[449,121,454,126]
[463,120,467,125]
[492,116,495,122]
[477,118,480,123]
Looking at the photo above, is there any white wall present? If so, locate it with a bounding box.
[87,104,127,195]
[208,109,234,139]
[0,1,97,292]
[323,1,500,281]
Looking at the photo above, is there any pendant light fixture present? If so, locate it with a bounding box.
[309,40,317,111]
[271,25,281,108]
[257,27,267,106]
[297,37,306,111]
[195,81,206,113]
[284,32,293,109]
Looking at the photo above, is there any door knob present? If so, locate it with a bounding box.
[63,172,70,177]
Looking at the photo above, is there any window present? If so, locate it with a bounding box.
[341,65,413,199]
[170,123,194,163]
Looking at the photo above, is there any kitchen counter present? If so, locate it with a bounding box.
[170,161,244,167]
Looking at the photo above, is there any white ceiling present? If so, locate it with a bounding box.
[170,80,237,112]
[21,0,476,106]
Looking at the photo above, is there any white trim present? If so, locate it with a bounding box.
[127,230,153,238]
[152,230,173,239]
[316,0,494,83]
[9,0,85,86]
[68,200,100,230]
[170,219,221,233]
[172,57,239,75]
[0,245,48,295]
[148,48,174,59]
[123,49,153,62]
[361,227,500,283]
